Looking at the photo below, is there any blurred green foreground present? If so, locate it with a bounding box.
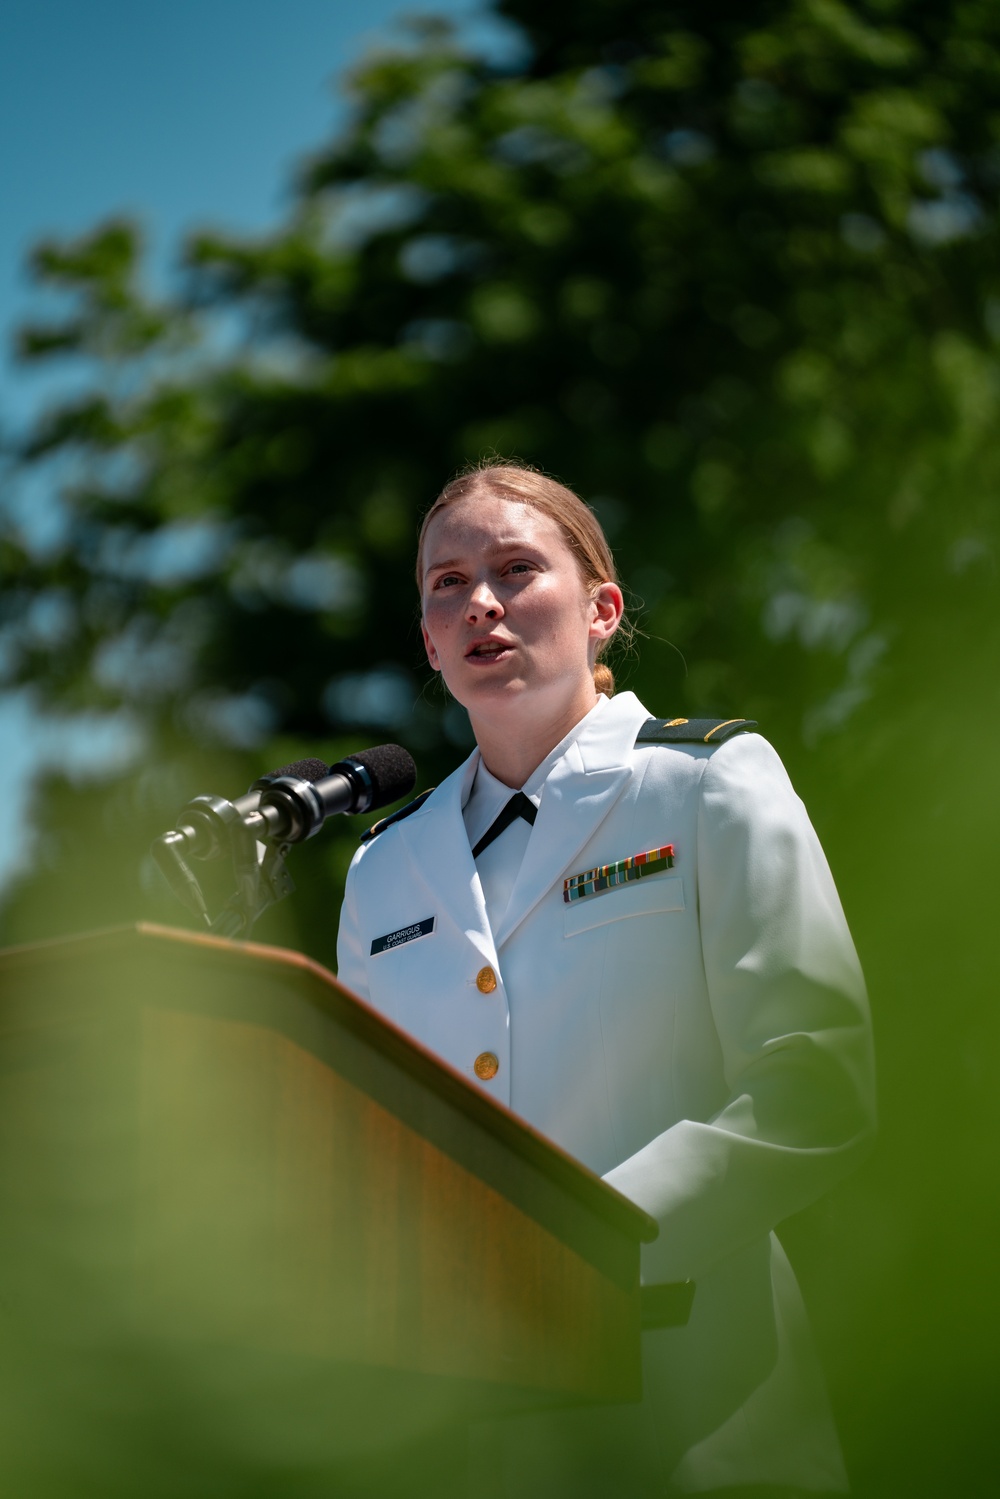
[2,0,999,1492]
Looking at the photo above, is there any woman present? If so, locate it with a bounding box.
[336,463,875,1497]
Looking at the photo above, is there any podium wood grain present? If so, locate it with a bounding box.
[0,923,655,1491]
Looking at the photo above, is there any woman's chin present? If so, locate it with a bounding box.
[467,676,529,701]
[448,671,532,714]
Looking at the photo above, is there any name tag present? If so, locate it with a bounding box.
[370,917,436,956]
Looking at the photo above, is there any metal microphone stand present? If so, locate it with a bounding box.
[151,792,297,939]
[152,745,416,938]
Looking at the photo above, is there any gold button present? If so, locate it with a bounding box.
[476,965,497,994]
[474,1051,499,1080]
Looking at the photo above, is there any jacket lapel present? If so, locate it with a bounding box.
[492,692,652,950]
[395,750,499,970]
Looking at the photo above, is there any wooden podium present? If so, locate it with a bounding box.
[0,924,656,1497]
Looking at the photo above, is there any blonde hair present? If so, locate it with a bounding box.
[417,460,624,696]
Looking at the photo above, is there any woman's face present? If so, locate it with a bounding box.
[420,493,621,729]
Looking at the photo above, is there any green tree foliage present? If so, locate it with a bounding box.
[2,6,1000,1487]
[6,1,999,779]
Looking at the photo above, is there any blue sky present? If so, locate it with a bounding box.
[0,0,513,890]
[1,0,515,425]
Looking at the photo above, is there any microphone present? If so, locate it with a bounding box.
[248,744,416,845]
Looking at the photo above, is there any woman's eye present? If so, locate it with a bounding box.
[435,573,462,588]
[506,562,532,576]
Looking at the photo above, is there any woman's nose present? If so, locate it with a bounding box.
[466,581,503,624]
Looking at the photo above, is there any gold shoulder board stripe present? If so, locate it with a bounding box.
[703,719,744,742]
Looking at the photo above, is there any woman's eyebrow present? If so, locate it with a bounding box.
[424,538,538,576]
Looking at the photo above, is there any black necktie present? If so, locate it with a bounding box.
[471,792,537,859]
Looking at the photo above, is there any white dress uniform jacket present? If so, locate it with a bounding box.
[336,691,876,1495]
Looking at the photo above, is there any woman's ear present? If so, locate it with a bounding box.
[421,619,442,672]
[589,582,624,645]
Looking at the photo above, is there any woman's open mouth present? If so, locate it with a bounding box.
[466,639,514,664]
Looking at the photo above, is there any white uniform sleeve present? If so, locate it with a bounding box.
[335,847,371,1004]
[603,734,876,1283]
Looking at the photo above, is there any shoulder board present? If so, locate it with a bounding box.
[635,716,758,747]
[360,788,435,844]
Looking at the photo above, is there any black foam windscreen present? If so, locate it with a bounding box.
[346,744,416,811]
[263,757,330,782]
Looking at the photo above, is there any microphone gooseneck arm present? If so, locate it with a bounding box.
[151,745,416,937]
[151,759,328,926]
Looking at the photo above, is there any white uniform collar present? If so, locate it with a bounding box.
[462,693,614,852]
